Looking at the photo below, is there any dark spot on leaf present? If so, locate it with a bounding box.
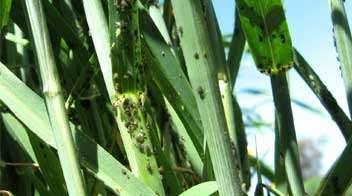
[146,162,153,174]
[178,26,183,36]
[197,86,205,99]
[122,169,127,175]
[39,143,45,149]
[280,34,286,43]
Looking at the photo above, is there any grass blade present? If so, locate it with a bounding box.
[83,0,165,194]
[23,0,86,194]
[227,13,246,85]
[0,0,12,30]
[0,61,156,195]
[140,10,204,159]
[2,113,37,162]
[2,113,67,195]
[294,49,352,141]
[236,0,293,74]
[315,137,352,195]
[179,181,218,196]
[271,73,305,195]
[203,0,250,188]
[236,0,304,194]
[165,99,203,175]
[81,0,114,98]
[171,0,243,195]
[329,0,352,117]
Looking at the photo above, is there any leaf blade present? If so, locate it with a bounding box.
[236,0,293,74]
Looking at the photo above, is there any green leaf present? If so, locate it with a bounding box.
[171,0,243,195]
[316,137,352,195]
[2,113,67,195]
[0,61,156,196]
[179,181,218,196]
[23,0,86,193]
[140,9,204,159]
[329,0,352,117]
[0,0,12,30]
[2,113,37,162]
[271,74,305,195]
[28,131,68,195]
[227,13,246,85]
[108,1,166,194]
[236,0,293,75]
[293,50,352,141]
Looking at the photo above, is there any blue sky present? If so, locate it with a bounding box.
[213,1,352,175]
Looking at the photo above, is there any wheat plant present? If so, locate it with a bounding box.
[1,0,352,195]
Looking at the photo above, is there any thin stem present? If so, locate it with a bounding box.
[23,0,86,195]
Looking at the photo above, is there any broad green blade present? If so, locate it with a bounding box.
[236,0,293,74]
[2,113,50,196]
[145,4,203,176]
[203,0,250,188]
[0,0,12,30]
[2,113,37,162]
[0,61,156,196]
[179,181,218,196]
[140,10,204,159]
[171,0,243,195]
[28,131,68,195]
[2,113,67,195]
[107,0,165,194]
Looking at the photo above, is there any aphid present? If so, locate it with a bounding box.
[136,132,145,143]
[197,86,205,99]
[128,122,137,132]
[146,162,153,174]
[112,99,119,108]
[178,26,183,36]
[194,52,199,59]
[145,146,152,157]
[121,169,127,175]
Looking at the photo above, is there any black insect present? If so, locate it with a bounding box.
[197,86,205,99]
